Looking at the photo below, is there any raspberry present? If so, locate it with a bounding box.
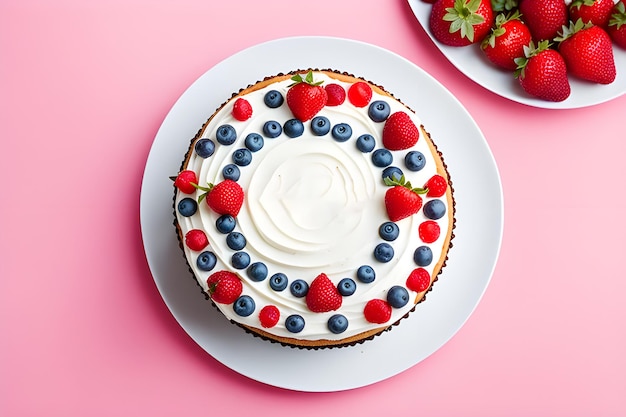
[363,299,392,324]
[173,170,198,194]
[425,174,448,197]
[325,83,346,106]
[185,229,208,251]
[206,271,242,304]
[347,82,373,107]
[259,305,280,328]
[232,98,252,121]
[419,220,440,243]
[406,268,431,292]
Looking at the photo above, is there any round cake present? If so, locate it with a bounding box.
[172,69,455,349]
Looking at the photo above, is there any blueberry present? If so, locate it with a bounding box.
[233,295,255,317]
[283,119,304,138]
[356,265,376,283]
[231,251,251,269]
[311,116,331,136]
[232,148,252,166]
[269,273,288,291]
[374,243,394,263]
[264,90,284,108]
[327,314,349,334]
[285,314,305,333]
[222,164,240,181]
[195,138,215,158]
[356,134,376,153]
[423,199,446,220]
[379,222,399,241]
[382,166,403,182]
[290,279,309,298]
[405,151,426,171]
[247,262,268,282]
[413,246,433,266]
[226,232,246,250]
[177,198,197,217]
[215,215,236,233]
[368,100,391,122]
[196,251,217,271]
[215,124,237,145]
[331,123,352,142]
[244,133,264,152]
[387,285,410,308]
[371,149,393,167]
[263,120,282,138]
[337,278,356,296]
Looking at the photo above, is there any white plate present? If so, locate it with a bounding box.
[407,0,626,109]
[140,36,503,392]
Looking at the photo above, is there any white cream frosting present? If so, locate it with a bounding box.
[175,72,451,343]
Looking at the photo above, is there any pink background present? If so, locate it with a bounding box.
[2,0,625,415]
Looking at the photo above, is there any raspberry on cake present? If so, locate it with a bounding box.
[172,69,455,349]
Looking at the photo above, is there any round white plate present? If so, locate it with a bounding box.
[407,0,626,109]
[140,36,503,392]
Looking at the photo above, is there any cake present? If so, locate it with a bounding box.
[172,69,455,349]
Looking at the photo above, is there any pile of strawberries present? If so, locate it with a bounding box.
[424,0,626,102]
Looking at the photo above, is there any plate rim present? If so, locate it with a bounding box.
[140,35,504,392]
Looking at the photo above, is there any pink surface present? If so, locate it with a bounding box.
[1,0,625,415]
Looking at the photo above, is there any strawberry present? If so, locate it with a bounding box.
[419,220,441,243]
[363,299,392,324]
[259,305,280,328]
[569,0,615,28]
[286,71,327,121]
[305,273,342,313]
[195,179,244,217]
[425,174,449,197]
[514,40,571,102]
[206,271,242,304]
[406,268,432,293]
[384,175,428,222]
[556,19,616,84]
[481,11,532,70]
[382,111,420,151]
[519,0,568,41]
[184,229,209,251]
[608,1,626,49]
[429,0,494,46]
[347,81,373,107]
[232,98,252,121]
[171,170,198,194]
[325,83,346,106]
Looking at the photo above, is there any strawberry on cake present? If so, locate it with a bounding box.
[172,70,455,349]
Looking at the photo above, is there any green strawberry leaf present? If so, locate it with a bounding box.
[491,0,518,12]
[288,70,324,87]
[383,175,428,194]
[443,0,486,42]
[610,1,626,29]
[192,182,213,203]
